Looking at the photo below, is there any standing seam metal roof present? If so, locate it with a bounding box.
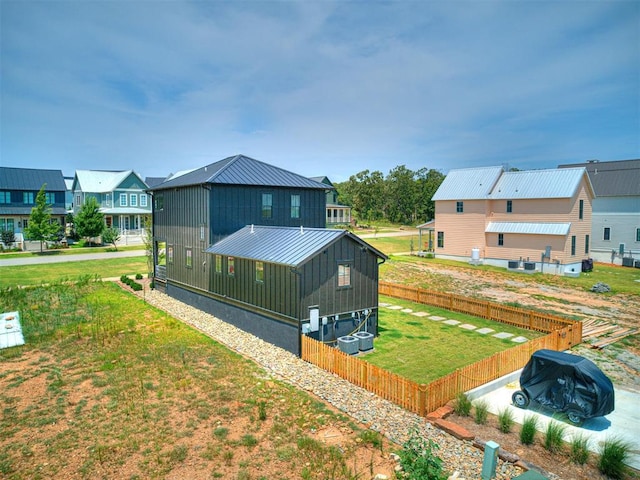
[148,155,330,191]
[488,167,590,199]
[74,170,143,193]
[432,166,504,200]
[205,225,386,266]
[485,222,571,235]
[559,160,640,196]
[0,167,67,191]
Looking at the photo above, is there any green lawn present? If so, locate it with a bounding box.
[361,235,420,255]
[365,295,544,384]
[0,257,149,288]
[0,244,144,259]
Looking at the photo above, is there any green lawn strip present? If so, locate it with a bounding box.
[0,282,369,479]
[359,235,419,255]
[0,244,145,259]
[0,257,149,288]
[364,295,544,384]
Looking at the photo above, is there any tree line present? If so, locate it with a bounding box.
[333,165,445,225]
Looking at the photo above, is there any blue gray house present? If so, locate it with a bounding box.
[0,167,67,247]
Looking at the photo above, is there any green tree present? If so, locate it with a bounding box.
[415,168,445,223]
[101,227,121,250]
[24,184,60,252]
[75,197,105,245]
[1,230,16,249]
[344,170,385,223]
[384,165,416,224]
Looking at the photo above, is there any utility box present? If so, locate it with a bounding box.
[337,336,359,355]
[622,257,635,267]
[508,260,519,269]
[353,331,374,351]
[524,262,536,271]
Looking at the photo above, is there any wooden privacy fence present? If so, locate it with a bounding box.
[379,281,582,348]
[301,282,582,416]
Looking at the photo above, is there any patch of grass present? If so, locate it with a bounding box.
[519,415,538,445]
[569,433,590,465]
[367,295,543,383]
[497,408,515,433]
[598,436,632,479]
[453,392,472,417]
[239,434,258,448]
[544,420,566,453]
[473,400,488,425]
[358,430,384,451]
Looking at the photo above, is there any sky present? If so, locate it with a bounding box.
[1,1,638,182]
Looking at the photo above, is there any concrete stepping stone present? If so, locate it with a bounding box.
[511,336,528,343]
[411,311,430,317]
[387,305,403,310]
[476,328,495,335]
[493,332,514,339]
[443,319,461,326]
[429,315,445,321]
[401,308,413,313]
[379,302,391,307]
[459,323,477,330]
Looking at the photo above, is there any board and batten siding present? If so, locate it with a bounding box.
[210,185,326,243]
[153,185,210,291]
[299,236,380,319]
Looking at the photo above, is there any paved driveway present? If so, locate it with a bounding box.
[467,370,640,471]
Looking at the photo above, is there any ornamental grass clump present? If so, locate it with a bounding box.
[473,400,488,425]
[569,433,590,465]
[453,393,472,417]
[519,415,538,445]
[544,420,566,453]
[598,436,632,479]
[497,408,515,433]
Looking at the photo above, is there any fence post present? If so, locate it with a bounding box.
[418,383,427,416]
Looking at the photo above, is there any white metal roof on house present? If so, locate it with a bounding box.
[74,170,138,193]
[432,166,503,200]
[486,222,571,235]
[488,167,590,199]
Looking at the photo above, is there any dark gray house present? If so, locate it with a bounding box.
[148,154,387,354]
[0,167,67,248]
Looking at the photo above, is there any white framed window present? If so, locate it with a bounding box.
[119,194,127,206]
[337,263,351,287]
[130,194,137,206]
[140,194,148,207]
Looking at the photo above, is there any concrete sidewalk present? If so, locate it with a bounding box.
[0,249,146,267]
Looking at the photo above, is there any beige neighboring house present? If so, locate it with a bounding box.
[432,166,595,275]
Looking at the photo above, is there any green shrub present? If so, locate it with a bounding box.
[473,400,488,425]
[497,408,514,433]
[519,415,538,445]
[453,393,472,417]
[395,430,448,480]
[598,437,632,479]
[544,421,566,453]
[135,273,143,280]
[569,433,590,465]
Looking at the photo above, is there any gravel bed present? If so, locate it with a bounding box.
[142,288,526,480]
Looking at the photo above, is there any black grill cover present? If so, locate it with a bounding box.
[520,349,615,418]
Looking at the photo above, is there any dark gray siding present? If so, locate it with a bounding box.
[168,284,300,354]
[209,256,300,320]
[299,236,380,317]
[210,185,326,243]
[153,185,210,291]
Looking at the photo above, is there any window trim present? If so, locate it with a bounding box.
[571,235,576,256]
[262,193,273,219]
[506,200,512,213]
[256,261,264,283]
[185,247,193,268]
[585,234,590,254]
[227,256,235,276]
[456,201,463,213]
[498,233,504,246]
[636,228,640,243]
[119,193,127,207]
[130,194,138,207]
[437,231,444,248]
[167,245,174,264]
[215,254,222,273]
[337,262,351,288]
[140,194,148,207]
[291,194,301,219]
[603,227,611,241]
[579,199,584,220]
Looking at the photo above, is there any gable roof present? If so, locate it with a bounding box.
[205,225,386,267]
[558,159,640,197]
[432,166,503,200]
[0,167,67,191]
[148,155,330,191]
[74,170,146,193]
[488,167,593,199]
